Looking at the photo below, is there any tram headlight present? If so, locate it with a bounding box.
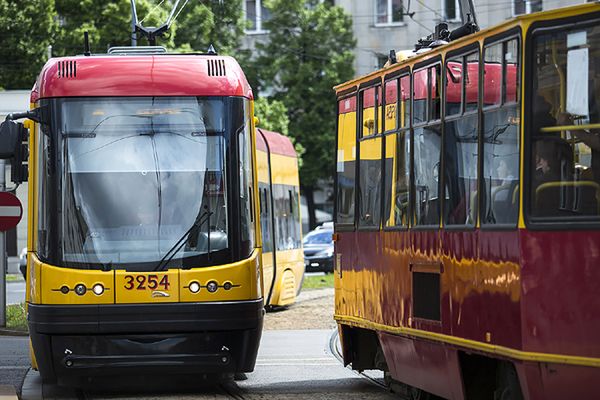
[206,281,218,293]
[189,281,201,293]
[74,284,87,296]
[92,283,104,295]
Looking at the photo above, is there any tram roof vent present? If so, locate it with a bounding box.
[57,60,77,78]
[207,59,226,77]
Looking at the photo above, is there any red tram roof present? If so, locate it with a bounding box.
[256,128,296,158]
[32,55,253,101]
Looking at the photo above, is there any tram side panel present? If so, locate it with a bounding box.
[257,129,304,307]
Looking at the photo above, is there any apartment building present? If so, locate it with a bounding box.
[243,0,584,77]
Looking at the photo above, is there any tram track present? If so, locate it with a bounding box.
[328,329,389,391]
[219,379,246,400]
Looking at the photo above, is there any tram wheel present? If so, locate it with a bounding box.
[494,362,524,400]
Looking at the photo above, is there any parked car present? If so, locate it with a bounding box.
[19,247,27,280]
[302,225,334,273]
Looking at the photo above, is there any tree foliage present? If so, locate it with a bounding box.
[254,97,305,166]
[255,0,355,188]
[0,0,246,89]
[0,0,58,89]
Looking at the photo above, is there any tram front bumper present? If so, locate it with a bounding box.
[27,299,264,385]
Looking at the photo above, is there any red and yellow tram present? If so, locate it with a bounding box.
[334,3,600,399]
[0,48,279,386]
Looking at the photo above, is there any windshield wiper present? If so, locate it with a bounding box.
[154,209,212,271]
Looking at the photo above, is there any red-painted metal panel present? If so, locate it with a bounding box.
[379,332,465,400]
[338,96,356,114]
[519,230,600,359]
[36,55,253,99]
[257,129,296,158]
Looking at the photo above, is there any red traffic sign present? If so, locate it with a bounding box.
[0,192,22,232]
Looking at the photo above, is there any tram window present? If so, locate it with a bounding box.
[484,42,503,107]
[273,184,301,250]
[482,106,520,225]
[358,137,383,228]
[384,79,398,132]
[465,52,479,112]
[36,128,50,258]
[430,66,442,121]
[505,39,519,104]
[239,117,255,255]
[414,69,428,125]
[414,125,441,226]
[336,97,357,226]
[446,56,463,117]
[260,186,273,253]
[444,114,478,226]
[384,131,410,227]
[361,86,379,137]
[529,25,600,220]
[400,75,411,128]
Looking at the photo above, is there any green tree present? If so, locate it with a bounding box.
[255,0,355,229]
[254,97,305,165]
[0,0,58,89]
[52,0,245,56]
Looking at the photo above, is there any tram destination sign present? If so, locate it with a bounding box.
[0,192,22,232]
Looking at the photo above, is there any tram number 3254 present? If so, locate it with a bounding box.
[123,274,171,290]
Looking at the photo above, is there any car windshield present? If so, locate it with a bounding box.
[57,97,234,269]
[303,230,333,245]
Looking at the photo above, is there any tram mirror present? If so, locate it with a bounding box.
[566,47,589,117]
[0,120,21,159]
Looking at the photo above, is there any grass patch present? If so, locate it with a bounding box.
[6,303,28,332]
[5,274,23,282]
[302,273,334,290]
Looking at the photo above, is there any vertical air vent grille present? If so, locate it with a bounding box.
[207,59,226,77]
[57,60,77,78]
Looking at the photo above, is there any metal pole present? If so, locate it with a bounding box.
[47,45,52,61]
[0,160,6,327]
[131,1,137,46]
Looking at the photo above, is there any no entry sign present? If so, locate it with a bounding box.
[0,192,22,232]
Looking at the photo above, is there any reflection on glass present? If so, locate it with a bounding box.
[414,125,441,225]
[530,25,600,219]
[59,97,237,269]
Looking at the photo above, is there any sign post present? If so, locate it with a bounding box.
[0,169,23,327]
[0,160,5,327]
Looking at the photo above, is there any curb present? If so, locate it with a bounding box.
[0,384,18,400]
[0,328,28,337]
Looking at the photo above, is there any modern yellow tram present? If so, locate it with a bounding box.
[256,129,304,308]
[0,46,299,386]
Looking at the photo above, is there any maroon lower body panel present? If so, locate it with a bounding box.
[378,332,465,400]
[517,361,600,400]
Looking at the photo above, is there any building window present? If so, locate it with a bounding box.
[513,0,542,16]
[245,0,271,33]
[442,0,460,22]
[376,0,403,25]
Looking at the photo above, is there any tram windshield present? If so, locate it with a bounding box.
[44,96,246,270]
[529,23,600,221]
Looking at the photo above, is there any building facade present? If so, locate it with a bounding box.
[243,0,583,78]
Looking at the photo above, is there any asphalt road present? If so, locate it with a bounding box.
[9,330,396,400]
[6,280,25,305]
[0,336,29,392]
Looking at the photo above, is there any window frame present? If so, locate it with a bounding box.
[334,88,359,232]
[357,81,384,231]
[524,14,600,230]
[412,58,443,230]
[442,44,481,230]
[480,29,523,231]
[383,68,412,231]
[442,0,461,23]
[244,0,269,34]
[374,0,406,27]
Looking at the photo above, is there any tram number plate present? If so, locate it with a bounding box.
[123,274,170,291]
